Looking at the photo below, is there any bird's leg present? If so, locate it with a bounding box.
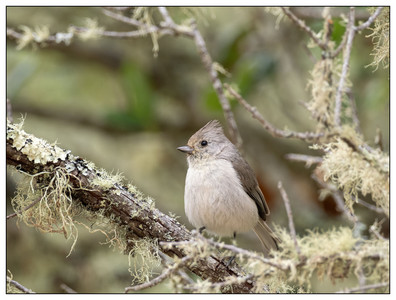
[198,226,206,234]
[225,232,237,267]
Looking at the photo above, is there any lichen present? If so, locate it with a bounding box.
[7,119,71,165]
[366,7,389,70]
[317,137,389,215]
[15,25,50,50]
[11,166,82,257]
[75,18,104,41]
[128,237,161,285]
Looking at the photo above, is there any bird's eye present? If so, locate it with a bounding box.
[200,140,208,147]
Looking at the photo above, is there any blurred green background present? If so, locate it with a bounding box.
[6,7,389,293]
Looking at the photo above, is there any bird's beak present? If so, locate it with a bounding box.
[177,145,194,154]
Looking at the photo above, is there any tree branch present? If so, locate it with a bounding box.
[334,7,355,127]
[7,277,35,294]
[354,7,383,31]
[277,181,301,256]
[336,281,388,293]
[281,7,328,51]
[225,84,323,141]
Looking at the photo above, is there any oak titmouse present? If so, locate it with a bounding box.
[178,120,279,255]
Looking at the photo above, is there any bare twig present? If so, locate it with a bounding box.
[333,7,383,127]
[7,99,13,123]
[189,21,242,149]
[334,7,355,127]
[331,25,349,58]
[355,197,385,214]
[125,255,193,293]
[284,153,323,167]
[374,128,383,151]
[281,7,328,51]
[225,84,323,141]
[277,181,301,256]
[60,283,77,293]
[102,8,147,28]
[336,281,389,293]
[354,7,384,31]
[7,277,35,294]
[369,220,387,241]
[311,173,359,225]
[345,88,362,134]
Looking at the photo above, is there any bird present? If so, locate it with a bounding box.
[177,120,279,255]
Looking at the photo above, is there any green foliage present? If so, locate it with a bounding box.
[331,18,347,44]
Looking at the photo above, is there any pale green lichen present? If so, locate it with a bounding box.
[318,136,389,215]
[15,25,50,50]
[366,7,389,70]
[253,226,388,292]
[10,166,81,257]
[75,18,104,41]
[91,169,125,190]
[7,119,71,165]
[128,237,161,284]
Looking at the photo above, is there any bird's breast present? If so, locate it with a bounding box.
[183,159,258,236]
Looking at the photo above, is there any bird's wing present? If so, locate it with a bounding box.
[230,153,269,220]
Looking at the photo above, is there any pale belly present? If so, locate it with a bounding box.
[184,159,259,236]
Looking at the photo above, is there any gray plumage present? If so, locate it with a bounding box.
[178,120,279,255]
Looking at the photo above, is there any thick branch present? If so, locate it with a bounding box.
[6,122,252,293]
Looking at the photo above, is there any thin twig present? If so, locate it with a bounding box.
[355,197,385,214]
[102,8,146,27]
[282,7,328,51]
[354,7,383,31]
[7,99,13,123]
[226,84,323,141]
[277,181,301,256]
[334,7,355,127]
[7,277,35,294]
[161,231,289,271]
[331,25,349,58]
[125,255,193,293]
[189,20,242,149]
[336,281,389,293]
[284,153,323,167]
[311,173,359,225]
[7,196,43,220]
[374,128,383,151]
[332,7,383,58]
[60,283,77,293]
[345,88,362,134]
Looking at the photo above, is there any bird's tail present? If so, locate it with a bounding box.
[253,218,280,256]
